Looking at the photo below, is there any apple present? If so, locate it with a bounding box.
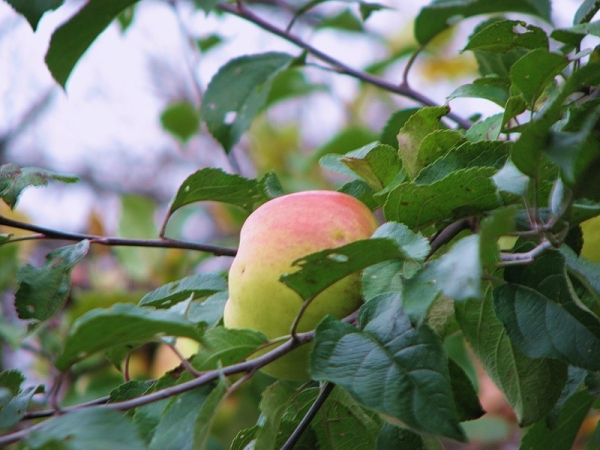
[223,190,378,380]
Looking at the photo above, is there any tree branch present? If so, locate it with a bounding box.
[281,381,335,450]
[0,215,237,257]
[217,3,472,130]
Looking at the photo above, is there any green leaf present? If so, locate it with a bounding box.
[574,0,600,24]
[511,63,600,177]
[266,69,326,106]
[560,246,600,298]
[382,166,501,230]
[455,285,568,426]
[201,52,293,152]
[448,359,485,422]
[446,78,510,107]
[167,168,280,217]
[415,140,510,185]
[149,383,216,450]
[280,238,404,301]
[493,283,600,371]
[311,386,381,449]
[254,381,296,449]
[0,370,39,430]
[492,159,530,195]
[311,295,465,441]
[462,19,548,54]
[108,380,153,403]
[318,9,363,32]
[138,273,226,309]
[377,424,428,450]
[0,164,78,209]
[160,100,200,143]
[193,327,267,371]
[193,379,230,449]
[193,0,220,14]
[465,113,503,141]
[414,0,551,45]
[372,222,430,262]
[415,130,467,169]
[26,408,147,450]
[380,108,421,150]
[403,235,481,323]
[320,142,401,190]
[16,240,89,322]
[45,0,140,88]
[187,290,228,328]
[397,106,450,178]
[5,0,63,30]
[509,49,568,108]
[196,34,224,53]
[519,390,594,450]
[55,303,202,370]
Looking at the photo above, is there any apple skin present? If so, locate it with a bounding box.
[223,190,378,380]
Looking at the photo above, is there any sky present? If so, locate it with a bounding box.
[0,0,584,233]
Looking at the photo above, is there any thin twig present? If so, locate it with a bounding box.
[427,218,472,259]
[498,239,552,266]
[217,3,472,129]
[281,382,335,450]
[0,215,237,257]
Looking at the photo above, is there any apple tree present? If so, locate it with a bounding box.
[1,0,600,448]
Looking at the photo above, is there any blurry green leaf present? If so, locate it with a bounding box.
[377,424,428,450]
[510,49,568,108]
[26,408,146,449]
[465,113,503,141]
[280,238,404,301]
[397,106,450,178]
[503,95,527,126]
[167,168,280,218]
[318,9,363,32]
[448,359,485,422]
[108,380,153,403]
[320,142,401,190]
[494,281,600,371]
[45,0,140,88]
[187,291,229,328]
[266,69,326,106]
[372,222,430,262]
[311,294,465,441]
[455,285,567,426]
[380,108,421,150]
[114,194,158,281]
[414,0,551,45]
[196,34,224,53]
[382,166,501,230]
[415,140,510,185]
[479,205,518,266]
[254,381,296,449]
[193,0,220,13]
[0,370,39,430]
[447,78,510,106]
[149,383,215,450]
[160,100,200,143]
[313,126,378,163]
[16,240,89,322]
[193,379,230,449]
[575,0,600,24]
[55,303,202,370]
[492,159,529,195]
[117,5,135,32]
[5,0,63,30]
[311,386,381,449]
[139,274,226,308]
[339,179,379,210]
[359,2,389,20]
[201,52,293,152]
[403,235,481,322]
[463,20,548,53]
[561,246,600,298]
[0,164,78,209]
[520,390,594,450]
[193,327,267,371]
[511,63,600,177]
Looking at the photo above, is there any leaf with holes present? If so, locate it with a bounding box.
[201,52,294,152]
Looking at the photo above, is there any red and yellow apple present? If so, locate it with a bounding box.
[223,190,378,380]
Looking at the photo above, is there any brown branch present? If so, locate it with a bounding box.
[217,3,472,130]
[0,215,237,257]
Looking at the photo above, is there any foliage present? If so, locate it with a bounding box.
[1,0,600,448]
